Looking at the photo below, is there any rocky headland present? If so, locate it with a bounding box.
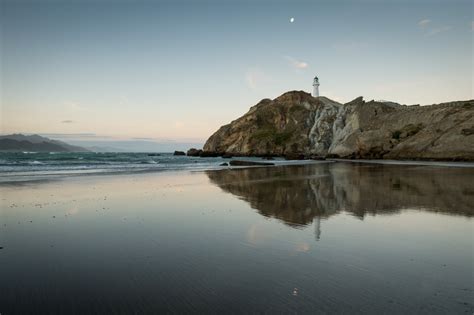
[201,91,474,161]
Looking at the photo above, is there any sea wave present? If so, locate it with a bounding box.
[0,151,328,183]
[0,152,220,181]
[28,161,44,165]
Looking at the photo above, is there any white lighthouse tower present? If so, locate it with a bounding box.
[312,76,320,97]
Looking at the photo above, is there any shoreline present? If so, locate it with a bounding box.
[0,159,331,185]
[1,158,473,185]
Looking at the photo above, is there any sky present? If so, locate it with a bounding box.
[1,0,473,147]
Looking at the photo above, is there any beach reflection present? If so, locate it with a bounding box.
[1,163,473,314]
[206,162,474,227]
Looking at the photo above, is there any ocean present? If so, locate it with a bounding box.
[0,152,219,177]
[0,151,319,183]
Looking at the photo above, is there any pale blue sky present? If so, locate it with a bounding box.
[1,0,472,143]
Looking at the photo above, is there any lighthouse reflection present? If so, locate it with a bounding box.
[206,162,474,240]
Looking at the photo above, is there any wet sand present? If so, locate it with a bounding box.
[0,163,473,313]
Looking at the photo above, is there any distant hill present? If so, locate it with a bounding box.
[0,134,88,152]
[203,91,474,161]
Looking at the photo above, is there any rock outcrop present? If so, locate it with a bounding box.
[186,148,202,156]
[203,91,474,160]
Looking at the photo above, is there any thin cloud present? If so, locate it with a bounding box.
[131,137,156,141]
[418,19,452,36]
[40,133,97,137]
[418,19,431,28]
[285,56,309,69]
[471,21,474,31]
[61,120,75,124]
[64,101,91,112]
[427,26,452,36]
[331,40,368,52]
[245,68,267,90]
[174,121,184,129]
[245,71,257,89]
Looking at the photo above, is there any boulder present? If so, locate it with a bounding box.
[229,160,274,166]
[173,151,186,156]
[187,148,202,156]
[285,153,306,160]
[200,151,220,157]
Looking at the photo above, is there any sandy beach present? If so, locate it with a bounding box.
[1,162,473,313]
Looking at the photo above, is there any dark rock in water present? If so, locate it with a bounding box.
[285,153,306,160]
[187,148,203,156]
[220,162,229,166]
[222,154,233,159]
[200,151,220,157]
[173,151,186,156]
[0,247,3,249]
[147,153,161,156]
[229,160,274,166]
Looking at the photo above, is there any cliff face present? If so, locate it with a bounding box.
[203,91,474,160]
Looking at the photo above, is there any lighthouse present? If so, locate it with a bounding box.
[312,76,320,97]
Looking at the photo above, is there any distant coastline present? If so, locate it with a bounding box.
[0,134,88,152]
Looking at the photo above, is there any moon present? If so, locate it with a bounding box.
[290,17,295,23]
